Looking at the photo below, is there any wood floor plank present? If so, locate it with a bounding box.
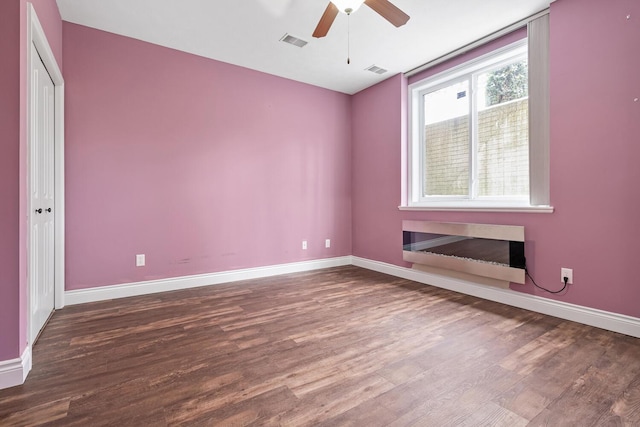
[499,321,588,376]
[1,398,70,426]
[526,332,640,426]
[494,325,611,421]
[454,401,528,427]
[272,373,396,426]
[1,266,640,426]
[598,371,640,425]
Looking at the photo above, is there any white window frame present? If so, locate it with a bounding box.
[409,39,531,210]
[404,16,553,214]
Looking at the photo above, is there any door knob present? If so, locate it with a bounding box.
[46,208,52,213]
[35,208,42,214]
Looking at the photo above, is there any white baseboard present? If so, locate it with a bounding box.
[63,254,640,339]
[352,256,640,339]
[0,346,32,390]
[65,256,353,305]
[15,256,637,390]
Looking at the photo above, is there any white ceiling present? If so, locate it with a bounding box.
[55,0,551,95]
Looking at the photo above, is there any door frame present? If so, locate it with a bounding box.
[27,3,65,348]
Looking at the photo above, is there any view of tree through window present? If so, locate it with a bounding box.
[485,61,528,106]
[477,59,529,197]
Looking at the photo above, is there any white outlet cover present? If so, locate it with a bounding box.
[561,268,573,284]
[325,239,331,248]
[302,241,307,250]
[136,254,145,267]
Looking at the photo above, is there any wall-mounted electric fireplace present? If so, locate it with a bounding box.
[403,221,525,285]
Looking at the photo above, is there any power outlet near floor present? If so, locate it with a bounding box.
[136,254,145,267]
[561,268,573,284]
[325,239,331,248]
[302,240,308,250]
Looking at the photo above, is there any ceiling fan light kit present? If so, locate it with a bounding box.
[330,0,365,14]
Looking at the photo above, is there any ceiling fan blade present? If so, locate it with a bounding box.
[313,2,339,38]
[364,0,410,27]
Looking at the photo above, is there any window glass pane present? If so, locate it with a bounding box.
[423,80,469,197]
[408,40,539,207]
[477,60,529,197]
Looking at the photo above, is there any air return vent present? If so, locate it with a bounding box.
[280,33,308,48]
[365,65,388,74]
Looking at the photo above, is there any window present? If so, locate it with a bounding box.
[410,40,529,208]
[406,15,551,212]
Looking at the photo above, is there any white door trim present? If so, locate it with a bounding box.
[27,3,65,348]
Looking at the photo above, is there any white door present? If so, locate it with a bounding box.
[30,45,56,342]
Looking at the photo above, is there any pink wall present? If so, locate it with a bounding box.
[2,0,637,367]
[352,74,406,263]
[63,23,352,290]
[408,28,527,84]
[0,0,62,361]
[352,0,640,318]
[0,0,22,362]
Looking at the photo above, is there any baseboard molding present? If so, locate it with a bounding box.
[65,256,353,305]
[0,346,32,390]
[63,254,640,338]
[352,256,640,339]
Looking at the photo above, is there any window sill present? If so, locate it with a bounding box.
[398,205,554,213]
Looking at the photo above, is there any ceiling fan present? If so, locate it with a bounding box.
[313,0,410,38]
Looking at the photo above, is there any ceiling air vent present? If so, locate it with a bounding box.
[365,65,388,75]
[280,33,308,48]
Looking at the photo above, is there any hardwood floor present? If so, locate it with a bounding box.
[1,266,639,426]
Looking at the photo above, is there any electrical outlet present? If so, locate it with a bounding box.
[561,268,573,284]
[302,240,307,250]
[136,254,145,267]
[325,239,331,248]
